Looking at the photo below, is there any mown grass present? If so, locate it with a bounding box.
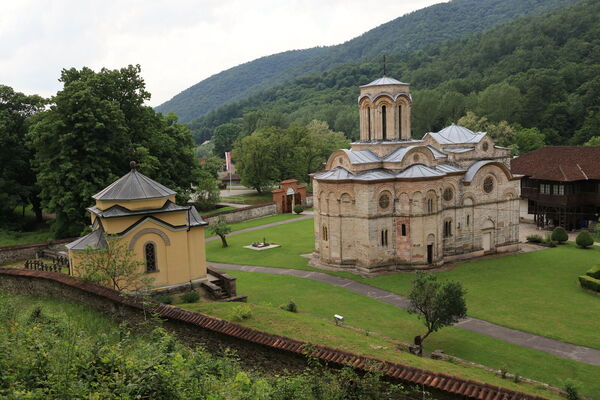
[186,270,599,398]
[206,219,600,350]
[198,205,237,215]
[220,192,274,205]
[204,213,304,238]
[0,226,53,247]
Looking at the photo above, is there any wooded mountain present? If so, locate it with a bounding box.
[156,0,576,123]
[190,0,600,147]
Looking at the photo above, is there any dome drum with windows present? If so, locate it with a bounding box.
[66,163,209,290]
[311,77,523,276]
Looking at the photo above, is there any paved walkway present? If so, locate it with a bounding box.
[209,262,600,366]
[205,215,313,242]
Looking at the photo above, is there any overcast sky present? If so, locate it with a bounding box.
[1,0,446,106]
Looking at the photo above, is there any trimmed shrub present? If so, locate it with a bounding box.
[181,290,200,303]
[526,234,543,243]
[293,205,304,214]
[575,231,594,248]
[551,226,568,244]
[564,380,580,400]
[578,275,600,292]
[586,266,600,279]
[282,300,298,313]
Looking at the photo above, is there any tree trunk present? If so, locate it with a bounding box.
[219,234,228,248]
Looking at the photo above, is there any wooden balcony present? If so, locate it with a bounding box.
[521,187,600,207]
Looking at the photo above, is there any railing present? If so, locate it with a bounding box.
[24,259,66,274]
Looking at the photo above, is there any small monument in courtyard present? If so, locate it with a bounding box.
[311,77,522,275]
[66,162,209,291]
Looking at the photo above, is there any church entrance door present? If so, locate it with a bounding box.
[426,244,433,264]
[482,232,491,251]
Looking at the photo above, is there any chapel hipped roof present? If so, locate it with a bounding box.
[93,169,176,201]
[426,124,486,145]
[511,146,600,182]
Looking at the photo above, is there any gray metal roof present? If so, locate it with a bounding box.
[382,145,447,163]
[87,201,188,218]
[66,228,107,251]
[354,169,395,181]
[463,160,498,183]
[360,76,409,87]
[92,169,176,201]
[342,149,380,164]
[188,206,207,227]
[427,124,486,145]
[436,163,466,174]
[443,146,475,154]
[314,167,354,181]
[396,164,445,179]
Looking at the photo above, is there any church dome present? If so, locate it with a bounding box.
[92,168,176,201]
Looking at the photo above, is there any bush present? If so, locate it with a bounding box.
[575,231,594,248]
[586,266,600,279]
[181,290,200,303]
[155,294,173,304]
[230,304,253,321]
[282,300,298,313]
[526,234,543,243]
[564,380,580,400]
[551,226,568,244]
[578,275,600,292]
[293,205,304,214]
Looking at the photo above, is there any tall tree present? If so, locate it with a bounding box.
[212,123,241,157]
[0,85,45,225]
[28,65,197,238]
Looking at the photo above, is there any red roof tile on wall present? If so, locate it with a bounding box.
[511,146,600,182]
[0,269,548,400]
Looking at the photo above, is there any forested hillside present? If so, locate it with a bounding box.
[156,0,576,123]
[191,0,600,147]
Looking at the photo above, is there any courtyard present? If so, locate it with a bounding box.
[202,215,600,398]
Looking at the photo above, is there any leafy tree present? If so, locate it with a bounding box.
[209,216,231,248]
[476,83,522,122]
[551,226,568,244]
[212,123,241,157]
[514,127,545,155]
[193,169,220,211]
[584,136,600,146]
[77,235,152,292]
[408,272,467,348]
[28,65,197,238]
[575,231,594,249]
[458,112,515,147]
[0,85,45,225]
[233,128,280,193]
[200,156,224,179]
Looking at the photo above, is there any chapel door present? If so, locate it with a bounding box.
[426,244,433,264]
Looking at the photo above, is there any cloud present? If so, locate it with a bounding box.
[0,0,446,106]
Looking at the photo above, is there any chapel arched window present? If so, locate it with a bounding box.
[484,176,494,193]
[145,243,157,272]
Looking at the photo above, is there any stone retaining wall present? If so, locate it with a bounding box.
[0,268,546,400]
[203,203,277,225]
[0,238,74,265]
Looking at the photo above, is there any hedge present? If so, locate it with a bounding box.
[586,266,600,280]
[578,275,600,292]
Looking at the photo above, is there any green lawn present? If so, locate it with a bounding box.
[0,226,53,247]
[204,213,304,238]
[198,205,237,216]
[205,219,600,352]
[206,218,314,267]
[184,271,599,398]
[220,192,274,205]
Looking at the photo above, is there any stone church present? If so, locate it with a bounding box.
[311,77,521,275]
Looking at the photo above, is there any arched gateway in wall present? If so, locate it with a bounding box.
[310,77,522,276]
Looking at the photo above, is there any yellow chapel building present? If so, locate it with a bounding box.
[66,163,208,290]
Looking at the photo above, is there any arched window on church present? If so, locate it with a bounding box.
[398,105,403,138]
[322,225,328,241]
[367,107,371,141]
[426,198,435,214]
[145,242,157,272]
[443,220,453,238]
[381,229,388,247]
[382,106,387,140]
[401,224,407,236]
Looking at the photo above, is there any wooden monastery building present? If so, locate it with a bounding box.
[311,77,522,275]
[512,146,600,230]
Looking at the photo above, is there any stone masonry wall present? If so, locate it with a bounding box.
[0,238,74,265]
[203,203,277,225]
